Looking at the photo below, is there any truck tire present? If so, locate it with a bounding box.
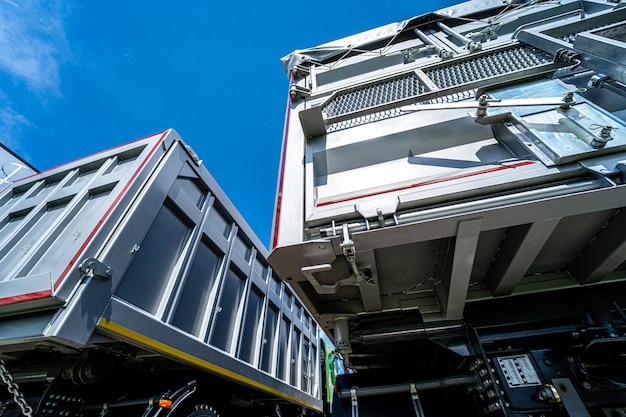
[184,405,219,417]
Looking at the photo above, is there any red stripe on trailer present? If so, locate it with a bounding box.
[53,130,170,291]
[316,160,537,207]
[0,130,169,305]
[0,290,52,306]
[0,130,170,306]
[271,76,294,250]
[14,130,170,184]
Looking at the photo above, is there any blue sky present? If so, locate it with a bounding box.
[0,0,456,248]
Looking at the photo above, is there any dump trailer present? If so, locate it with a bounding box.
[0,130,326,417]
[269,0,626,416]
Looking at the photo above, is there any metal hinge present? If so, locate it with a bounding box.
[289,84,311,101]
[79,258,112,281]
[184,145,203,166]
[290,65,310,79]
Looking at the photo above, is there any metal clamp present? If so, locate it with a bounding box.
[79,258,112,281]
[589,124,618,148]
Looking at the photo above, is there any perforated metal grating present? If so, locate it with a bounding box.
[424,46,552,89]
[323,46,554,132]
[556,21,624,44]
[322,72,427,118]
[327,90,476,133]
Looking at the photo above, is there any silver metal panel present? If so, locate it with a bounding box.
[0,311,55,345]
[355,249,382,312]
[99,298,322,411]
[270,0,626,373]
[575,20,626,83]
[570,208,626,284]
[486,218,561,296]
[0,132,172,313]
[0,130,323,410]
[441,218,482,320]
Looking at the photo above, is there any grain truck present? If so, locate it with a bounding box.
[268,0,626,415]
[0,130,329,417]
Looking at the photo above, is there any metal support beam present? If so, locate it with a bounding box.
[338,375,476,399]
[487,218,561,296]
[355,249,382,312]
[571,209,626,284]
[441,218,483,320]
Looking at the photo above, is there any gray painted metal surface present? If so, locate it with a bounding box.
[270,0,626,372]
[0,130,322,412]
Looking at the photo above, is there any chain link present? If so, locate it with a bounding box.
[0,359,34,417]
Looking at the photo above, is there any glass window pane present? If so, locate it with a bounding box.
[260,305,279,373]
[115,204,190,314]
[171,240,222,336]
[238,287,264,364]
[210,267,246,352]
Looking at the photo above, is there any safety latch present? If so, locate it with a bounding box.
[79,258,112,281]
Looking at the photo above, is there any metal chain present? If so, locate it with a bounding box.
[0,359,33,417]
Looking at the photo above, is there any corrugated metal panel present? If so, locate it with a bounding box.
[0,132,169,313]
[0,130,322,411]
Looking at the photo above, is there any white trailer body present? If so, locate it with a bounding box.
[0,130,323,417]
[269,1,626,415]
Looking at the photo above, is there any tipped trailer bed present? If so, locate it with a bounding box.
[0,130,324,417]
[269,1,626,416]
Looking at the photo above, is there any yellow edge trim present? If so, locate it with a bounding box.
[98,319,322,412]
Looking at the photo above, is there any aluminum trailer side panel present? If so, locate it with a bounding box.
[270,0,626,328]
[270,1,626,415]
[0,130,322,415]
